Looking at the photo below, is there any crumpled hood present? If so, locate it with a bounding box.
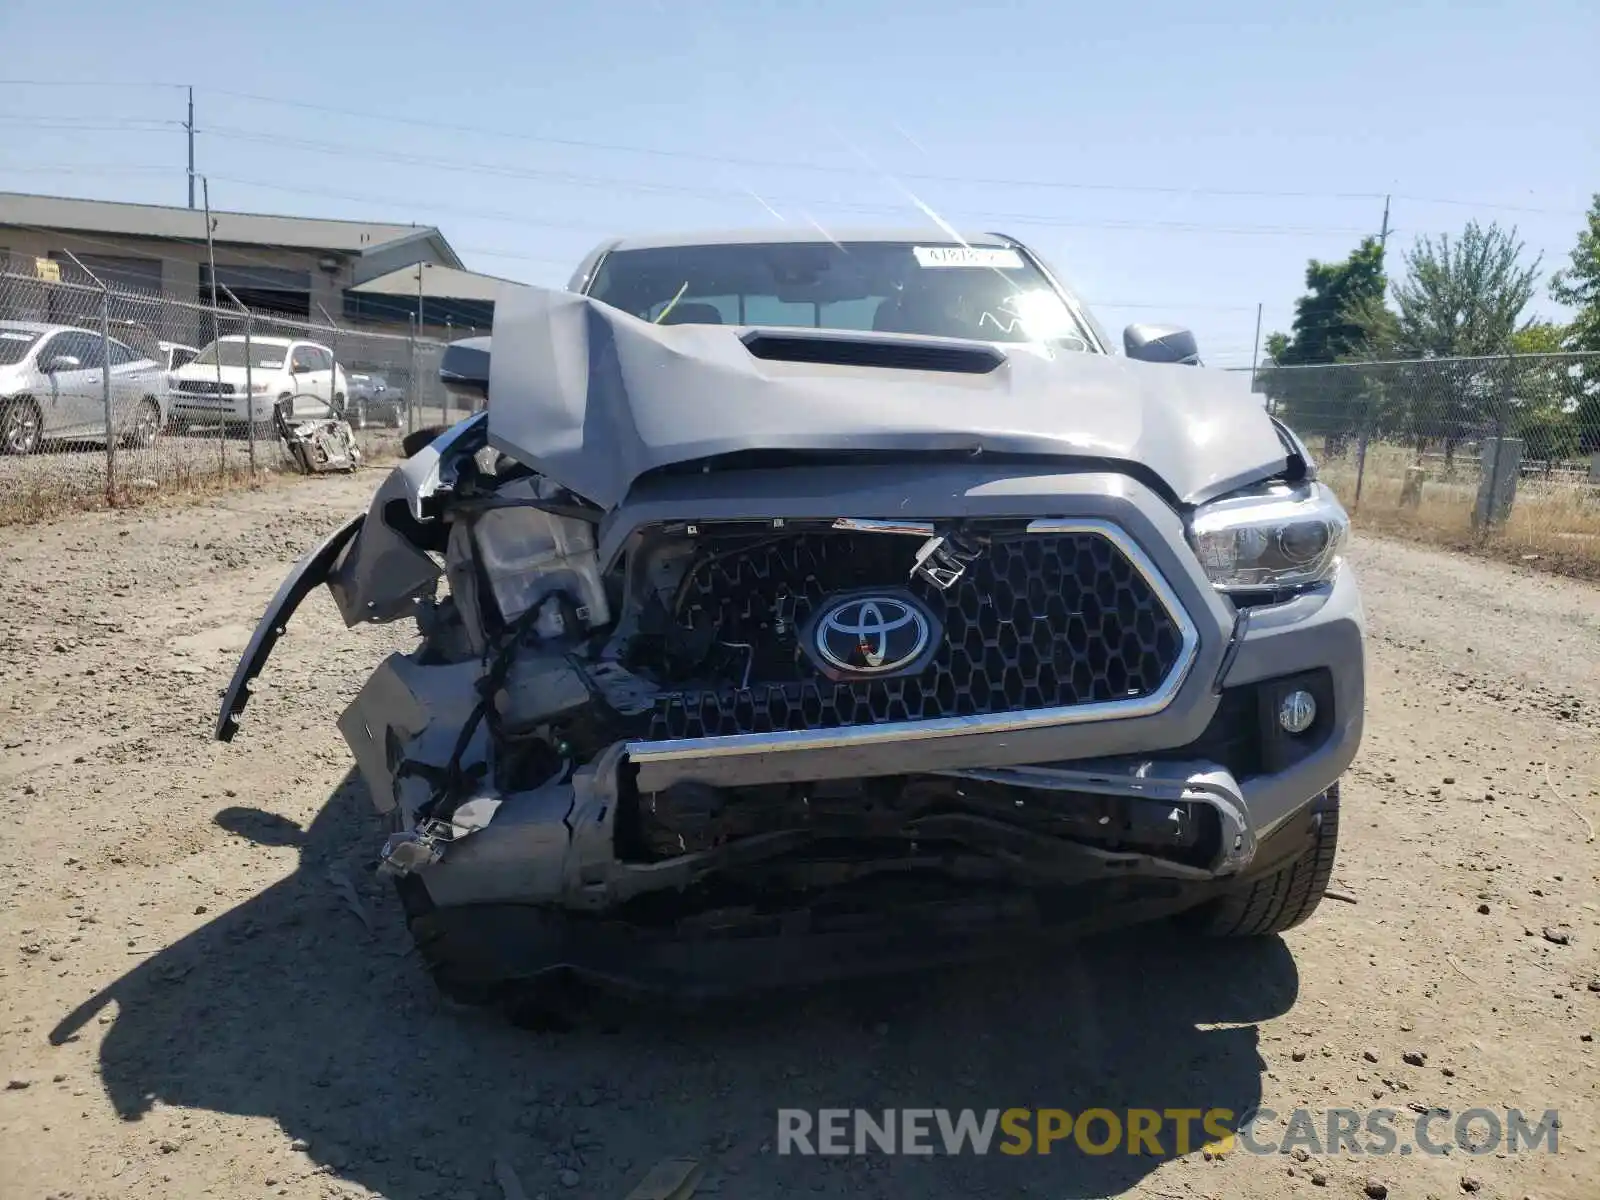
[486,283,1287,510]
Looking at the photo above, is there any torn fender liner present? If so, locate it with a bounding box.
[214,514,364,742]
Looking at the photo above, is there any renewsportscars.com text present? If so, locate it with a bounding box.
[776,1107,1561,1157]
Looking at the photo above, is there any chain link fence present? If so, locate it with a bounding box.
[0,267,467,522]
[1251,352,1600,569]
[9,265,1598,574]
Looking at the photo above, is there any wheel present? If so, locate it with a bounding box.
[349,402,368,431]
[402,425,450,458]
[385,809,592,1024]
[402,891,597,1028]
[383,806,502,1008]
[121,397,162,449]
[1184,783,1341,937]
[1,397,42,455]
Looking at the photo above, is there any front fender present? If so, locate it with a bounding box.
[214,515,365,742]
[215,416,488,743]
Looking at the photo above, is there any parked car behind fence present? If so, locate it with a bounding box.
[0,319,168,454]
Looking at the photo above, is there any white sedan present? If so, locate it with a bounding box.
[0,320,169,455]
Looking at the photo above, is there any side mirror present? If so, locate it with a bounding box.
[1124,323,1201,366]
[44,355,81,373]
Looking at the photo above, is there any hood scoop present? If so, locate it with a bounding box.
[738,329,1005,375]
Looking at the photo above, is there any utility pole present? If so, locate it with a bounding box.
[202,177,218,312]
[203,177,225,470]
[1250,301,1264,389]
[186,87,196,210]
[1379,194,1391,255]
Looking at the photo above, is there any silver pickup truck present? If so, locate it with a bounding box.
[216,229,1364,1017]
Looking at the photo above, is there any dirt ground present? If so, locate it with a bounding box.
[1,469,1596,1200]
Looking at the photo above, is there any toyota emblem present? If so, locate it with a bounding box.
[805,591,938,680]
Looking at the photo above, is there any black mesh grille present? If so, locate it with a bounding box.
[644,530,1186,741]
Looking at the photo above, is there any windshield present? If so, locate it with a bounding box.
[0,329,42,366]
[586,241,1099,351]
[192,340,287,370]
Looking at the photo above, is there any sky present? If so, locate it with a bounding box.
[1,0,1595,366]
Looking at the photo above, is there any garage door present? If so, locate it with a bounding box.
[201,264,313,325]
[71,254,164,294]
[48,253,166,336]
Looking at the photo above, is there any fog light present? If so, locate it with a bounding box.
[1278,689,1317,734]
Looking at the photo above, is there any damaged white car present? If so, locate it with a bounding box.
[216,230,1364,1011]
[274,393,360,475]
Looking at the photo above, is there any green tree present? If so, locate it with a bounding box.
[1259,237,1390,440]
[1550,193,1600,354]
[1509,322,1568,355]
[1386,222,1541,460]
[1508,322,1580,462]
[1391,221,1541,357]
[1272,236,1389,365]
[1549,195,1600,452]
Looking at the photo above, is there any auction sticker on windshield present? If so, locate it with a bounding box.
[913,246,1025,269]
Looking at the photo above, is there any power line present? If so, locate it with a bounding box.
[1390,193,1583,216]
[9,111,1383,233]
[0,79,185,89]
[2,81,1584,216]
[178,139,1378,237]
[0,163,177,174]
[195,88,1387,199]
[199,173,611,232]
[196,88,1588,215]
[0,116,181,132]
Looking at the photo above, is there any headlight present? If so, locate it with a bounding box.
[1189,481,1349,593]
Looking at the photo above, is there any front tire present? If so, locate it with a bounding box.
[1,397,42,455]
[122,397,162,449]
[1185,783,1341,937]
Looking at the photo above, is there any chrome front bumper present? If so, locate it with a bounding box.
[937,758,1257,877]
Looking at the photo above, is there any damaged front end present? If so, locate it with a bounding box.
[276,397,360,475]
[219,437,1269,1001]
[216,285,1361,1002]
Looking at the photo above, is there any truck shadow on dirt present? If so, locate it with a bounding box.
[51,770,1300,1200]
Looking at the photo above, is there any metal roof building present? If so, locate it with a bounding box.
[0,191,502,338]
[344,261,516,332]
